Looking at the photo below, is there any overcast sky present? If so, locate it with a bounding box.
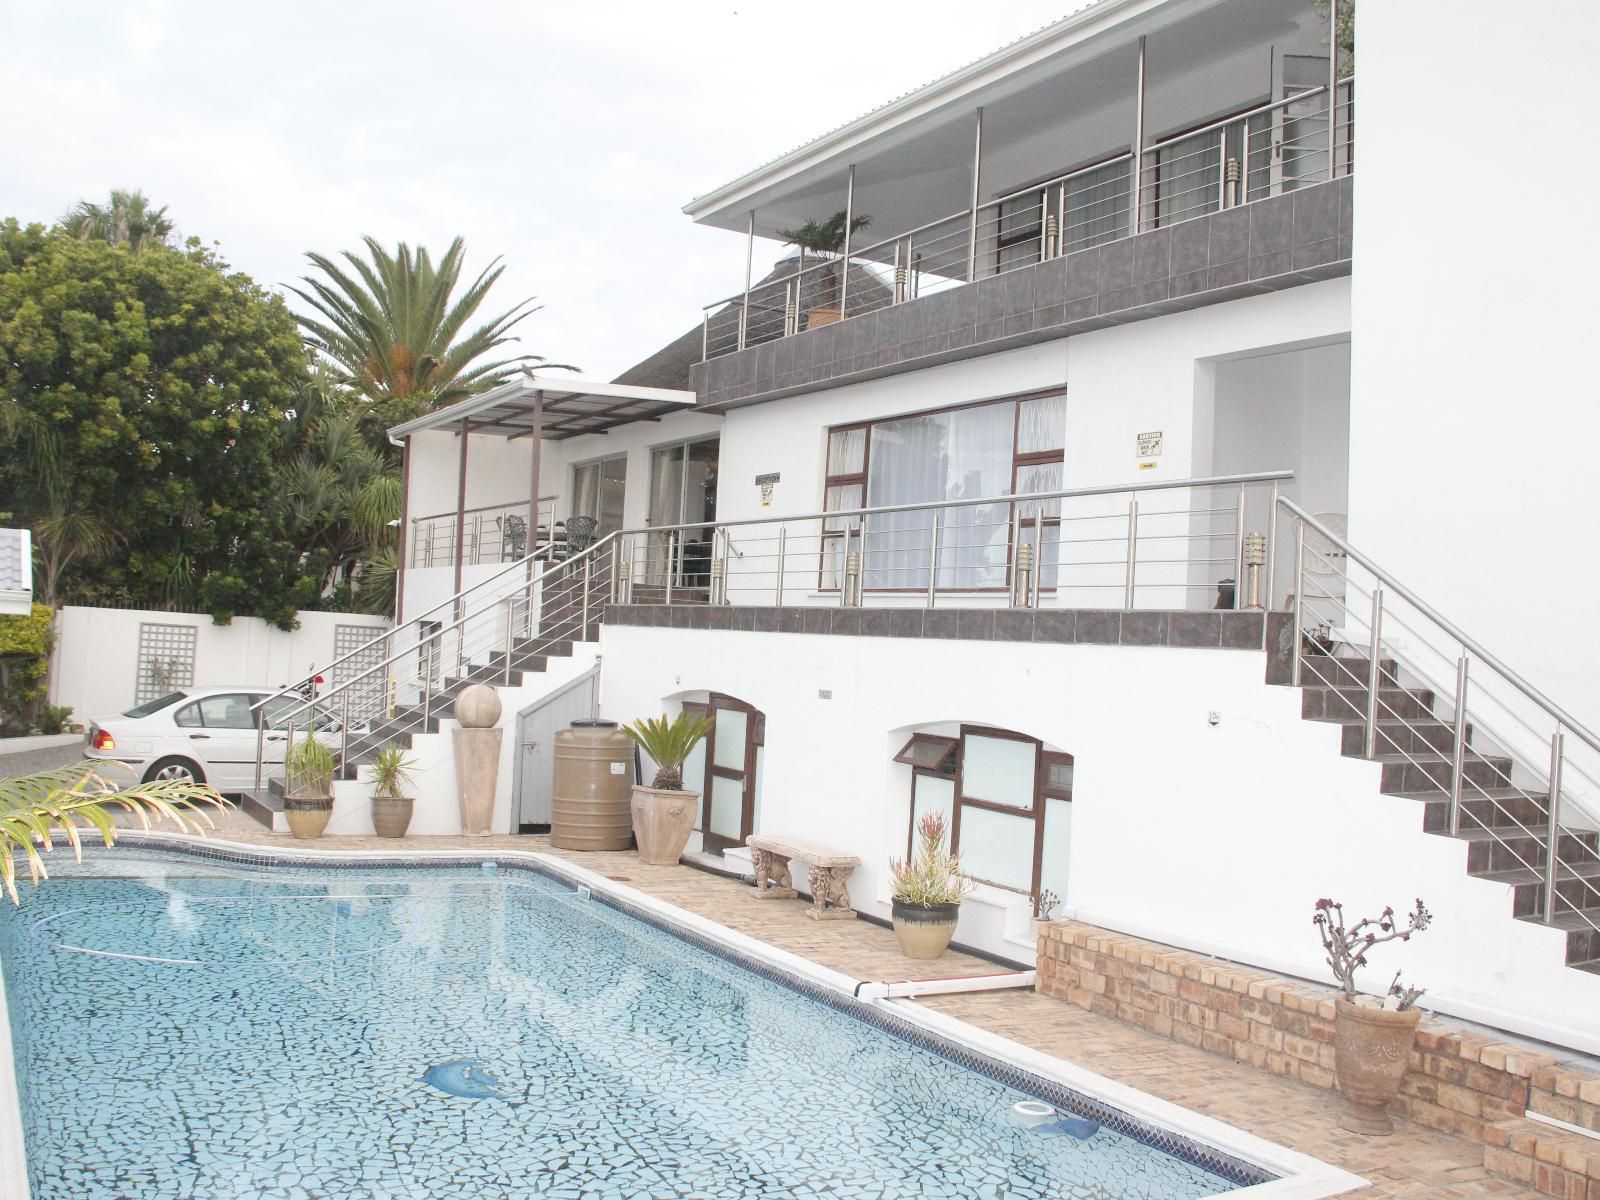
[1,0,1078,381]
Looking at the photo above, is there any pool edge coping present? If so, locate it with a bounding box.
[0,833,1369,1200]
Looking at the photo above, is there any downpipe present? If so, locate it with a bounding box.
[853,969,1036,1002]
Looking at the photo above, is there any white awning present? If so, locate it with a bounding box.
[386,374,697,444]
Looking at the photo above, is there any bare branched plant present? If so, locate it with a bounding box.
[1312,897,1431,1007]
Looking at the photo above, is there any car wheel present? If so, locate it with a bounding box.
[143,756,206,786]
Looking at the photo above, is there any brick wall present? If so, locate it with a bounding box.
[1037,921,1600,1198]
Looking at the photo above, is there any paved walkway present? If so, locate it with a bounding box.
[177,815,1540,1198]
[0,744,86,780]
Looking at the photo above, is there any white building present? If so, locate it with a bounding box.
[266,0,1600,1055]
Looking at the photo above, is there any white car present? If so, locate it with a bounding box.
[85,686,340,793]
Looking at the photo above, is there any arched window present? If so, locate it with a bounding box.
[896,724,1072,915]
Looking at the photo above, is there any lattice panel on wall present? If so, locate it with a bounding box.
[332,624,388,724]
[135,623,197,704]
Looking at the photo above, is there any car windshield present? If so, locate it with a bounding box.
[122,692,187,718]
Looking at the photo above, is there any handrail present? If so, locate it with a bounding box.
[1143,80,1336,152]
[259,531,625,737]
[410,496,558,524]
[1278,498,1600,758]
[250,528,580,717]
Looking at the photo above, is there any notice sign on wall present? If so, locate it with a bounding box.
[755,472,780,507]
[1136,430,1163,458]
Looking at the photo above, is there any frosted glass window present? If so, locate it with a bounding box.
[910,774,955,840]
[1039,798,1072,904]
[957,806,1035,893]
[961,733,1036,809]
[682,738,707,830]
[709,774,744,839]
[1016,394,1066,454]
[828,427,866,476]
[713,709,747,770]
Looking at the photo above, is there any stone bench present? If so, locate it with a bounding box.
[746,835,859,921]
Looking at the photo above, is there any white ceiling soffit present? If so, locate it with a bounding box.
[0,528,33,616]
[385,375,697,444]
[683,0,1221,231]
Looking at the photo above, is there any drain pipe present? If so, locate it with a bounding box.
[853,969,1036,1002]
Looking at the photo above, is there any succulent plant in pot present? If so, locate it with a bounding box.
[1313,896,1432,1135]
[368,743,418,839]
[622,713,710,865]
[889,811,972,959]
[284,734,336,840]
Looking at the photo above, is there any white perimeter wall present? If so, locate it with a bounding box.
[1350,1,1600,729]
[598,625,1600,1052]
[51,608,391,726]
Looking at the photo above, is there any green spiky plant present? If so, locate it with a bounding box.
[0,764,224,903]
[369,743,418,800]
[623,713,711,791]
[778,209,872,312]
[286,736,336,799]
[890,811,973,908]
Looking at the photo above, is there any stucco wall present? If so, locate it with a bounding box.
[596,623,1600,1053]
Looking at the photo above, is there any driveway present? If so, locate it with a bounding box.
[0,743,92,780]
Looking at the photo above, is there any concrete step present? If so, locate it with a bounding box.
[1301,685,1436,723]
[1449,825,1600,875]
[1374,752,1515,796]
[1340,718,1476,758]
[1415,791,1552,832]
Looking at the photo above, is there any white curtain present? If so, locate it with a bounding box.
[864,404,1013,589]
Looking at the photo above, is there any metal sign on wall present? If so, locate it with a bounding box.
[1136,431,1163,458]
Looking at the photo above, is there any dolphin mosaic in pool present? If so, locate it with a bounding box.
[422,1058,504,1100]
[0,851,1273,1199]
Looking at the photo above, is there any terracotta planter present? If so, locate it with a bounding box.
[284,796,332,840]
[630,786,698,865]
[1333,997,1422,1134]
[371,795,414,839]
[805,306,842,330]
[892,900,960,959]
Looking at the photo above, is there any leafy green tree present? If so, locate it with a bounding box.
[0,219,318,626]
[0,603,53,736]
[59,189,174,252]
[292,236,572,408]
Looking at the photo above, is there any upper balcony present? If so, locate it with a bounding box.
[688,0,1352,408]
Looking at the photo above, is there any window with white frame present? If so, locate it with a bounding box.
[897,726,1072,913]
[823,392,1064,592]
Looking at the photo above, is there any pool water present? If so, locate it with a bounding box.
[0,851,1261,1199]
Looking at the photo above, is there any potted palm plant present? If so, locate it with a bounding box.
[369,743,418,839]
[890,811,972,959]
[1313,897,1432,1135]
[778,209,872,330]
[284,734,336,839]
[622,712,711,865]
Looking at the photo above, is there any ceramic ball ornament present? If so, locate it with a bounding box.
[454,684,502,729]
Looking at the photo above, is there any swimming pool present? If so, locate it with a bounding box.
[0,844,1342,1199]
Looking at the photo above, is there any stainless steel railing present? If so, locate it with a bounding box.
[701,78,1352,361]
[255,534,623,789]
[608,470,1291,613]
[409,497,559,569]
[1279,499,1600,941]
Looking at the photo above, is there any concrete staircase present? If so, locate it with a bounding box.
[1280,637,1600,975]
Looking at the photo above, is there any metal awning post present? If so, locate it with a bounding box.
[1132,36,1147,232]
[452,419,470,613]
[1327,0,1340,177]
[840,166,855,316]
[740,210,755,351]
[967,108,984,281]
[526,389,544,546]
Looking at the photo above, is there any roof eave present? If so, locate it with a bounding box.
[682,0,1172,224]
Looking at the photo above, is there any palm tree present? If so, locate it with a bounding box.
[0,764,222,903]
[292,236,573,408]
[60,189,174,252]
[779,210,872,312]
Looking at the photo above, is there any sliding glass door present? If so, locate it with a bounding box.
[570,454,627,535]
[646,438,719,588]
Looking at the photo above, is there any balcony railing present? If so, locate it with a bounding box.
[702,78,1353,361]
[409,498,559,569]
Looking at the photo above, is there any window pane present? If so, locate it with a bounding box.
[827,427,866,477]
[194,694,254,729]
[713,708,747,771]
[752,746,764,833]
[1015,462,1063,519]
[1064,158,1131,253]
[961,733,1036,808]
[1039,797,1072,905]
[957,806,1034,892]
[867,404,1014,590]
[1044,756,1074,795]
[824,484,863,531]
[896,735,956,771]
[709,774,743,839]
[174,703,202,729]
[683,737,707,829]
[1016,394,1065,454]
[911,774,955,841]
